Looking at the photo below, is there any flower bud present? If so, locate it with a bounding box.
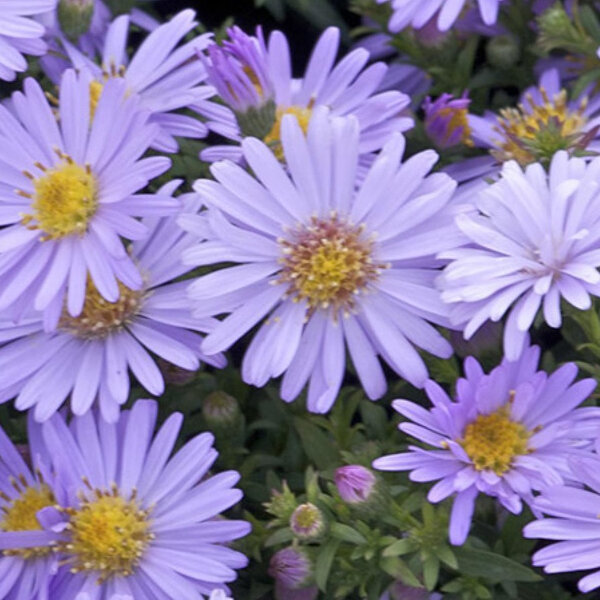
[269,547,313,590]
[289,503,326,540]
[202,391,241,428]
[103,0,136,15]
[156,358,197,386]
[537,3,586,53]
[264,482,297,523]
[423,93,473,149]
[57,0,94,41]
[486,35,521,69]
[335,465,377,505]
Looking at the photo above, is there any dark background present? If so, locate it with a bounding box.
[152,0,359,64]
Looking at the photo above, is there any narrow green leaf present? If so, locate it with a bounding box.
[455,548,542,582]
[315,539,341,591]
[330,522,368,545]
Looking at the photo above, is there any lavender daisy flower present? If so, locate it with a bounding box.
[373,345,599,545]
[210,590,233,600]
[376,0,504,32]
[423,92,473,149]
[524,456,600,593]
[447,68,600,197]
[46,10,213,153]
[0,417,60,600]
[439,151,600,360]
[183,109,461,412]
[195,26,412,163]
[0,185,225,422]
[0,0,56,81]
[19,400,249,599]
[0,69,176,321]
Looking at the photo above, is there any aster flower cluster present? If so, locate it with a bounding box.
[2,0,600,598]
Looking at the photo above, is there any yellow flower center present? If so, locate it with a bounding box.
[278,215,383,312]
[264,105,313,160]
[60,280,144,340]
[1,481,55,559]
[492,89,588,166]
[65,489,152,582]
[21,159,98,240]
[461,406,531,475]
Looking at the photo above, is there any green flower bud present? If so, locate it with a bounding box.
[57,0,94,41]
[289,503,326,541]
[202,391,241,429]
[486,36,521,69]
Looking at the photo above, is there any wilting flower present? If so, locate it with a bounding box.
[0,70,175,320]
[197,26,412,163]
[440,152,600,360]
[183,109,461,412]
[4,400,250,599]
[335,465,377,505]
[290,503,326,540]
[447,68,600,196]
[376,0,505,32]
[0,186,225,422]
[0,0,56,81]
[524,456,600,593]
[0,418,60,600]
[47,10,213,152]
[423,93,473,149]
[373,345,599,545]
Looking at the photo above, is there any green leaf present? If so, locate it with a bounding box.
[383,538,417,557]
[423,556,440,590]
[294,417,339,470]
[455,548,542,582]
[379,556,422,587]
[315,539,341,591]
[264,528,294,548]
[330,522,368,545]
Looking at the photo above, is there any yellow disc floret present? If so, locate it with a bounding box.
[65,488,152,582]
[492,89,589,166]
[60,280,143,340]
[278,214,384,312]
[264,105,313,160]
[1,481,56,559]
[89,80,104,119]
[22,159,98,240]
[461,406,531,475]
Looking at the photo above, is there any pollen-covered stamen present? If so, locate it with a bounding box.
[278,214,383,312]
[264,105,313,160]
[61,486,153,583]
[60,280,144,340]
[492,88,591,166]
[20,153,97,240]
[461,405,531,475]
[0,480,56,559]
[89,64,126,118]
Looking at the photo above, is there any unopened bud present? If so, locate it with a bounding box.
[202,391,241,428]
[486,35,521,69]
[57,0,94,41]
[269,547,313,590]
[335,465,377,505]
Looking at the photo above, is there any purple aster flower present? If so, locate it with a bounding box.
[0,0,56,81]
[373,345,599,545]
[439,151,600,360]
[182,109,462,412]
[424,92,473,149]
[524,456,600,593]
[447,68,600,198]
[0,69,176,322]
[195,26,412,163]
[335,465,377,505]
[1,400,251,599]
[0,416,61,600]
[0,184,225,422]
[45,10,213,153]
[376,0,504,32]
